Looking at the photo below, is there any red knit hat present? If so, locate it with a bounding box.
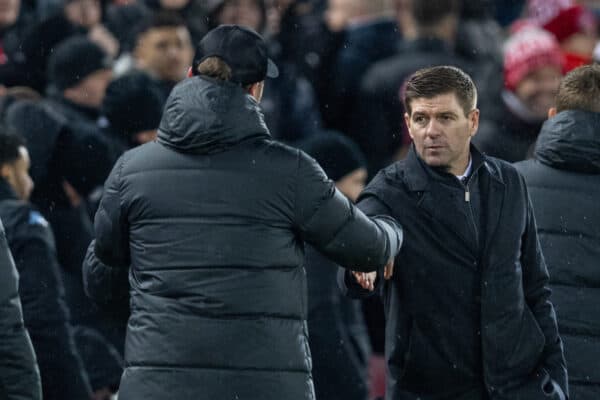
[503,26,564,90]
[542,5,597,43]
[527,0,574,27]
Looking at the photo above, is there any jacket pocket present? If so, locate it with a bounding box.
[504,305,546,374]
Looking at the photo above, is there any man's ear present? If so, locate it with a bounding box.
[548,107,558,118]
[469,108,480,137]
[404,112,413,139]
[246,81,264,102]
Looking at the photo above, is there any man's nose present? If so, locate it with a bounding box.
[425,119,442,138]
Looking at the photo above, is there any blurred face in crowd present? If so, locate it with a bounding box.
[405,92,479,175]
[64,0,101,28]
[64,69,113,108]
[133,129,158,145]
[216,0,263,32]
[135,26,194,83]
[1,146,33,201]
[159,0,189,10]
[515,65,562,120]
[0,0,19,29]
[336,168,367,203]
[326,0,357,32]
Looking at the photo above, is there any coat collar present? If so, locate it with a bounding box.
[0,179,18,201]
[401,143,504,191]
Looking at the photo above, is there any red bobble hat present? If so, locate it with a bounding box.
[503,26,564,91]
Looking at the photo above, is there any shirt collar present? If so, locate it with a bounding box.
[455,156,473,181]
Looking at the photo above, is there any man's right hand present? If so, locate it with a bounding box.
[352,259,394,291]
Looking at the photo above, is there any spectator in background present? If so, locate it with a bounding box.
[208,0,323,143]
[321,0,399,135]
[129,12,194,99]
[527,0,598,72]
[0,216,41,400]
[515,64,600,400]
[206,0,266,31]
[474,26,563,162]
[105,0,208,56]
[0,0,34,88]
[300,131,370,400]
[5,36,114,333]
[0,132,94,400]
[16,0,118,93]
[143,0,208,43]
[358,0,466,175]
[100,71,165,163]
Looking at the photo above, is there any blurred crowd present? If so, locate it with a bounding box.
[1,0,600,399]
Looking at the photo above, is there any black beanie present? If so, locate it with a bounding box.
[299,131,367,182]
[48,36,112,91]
[101,71,165,138]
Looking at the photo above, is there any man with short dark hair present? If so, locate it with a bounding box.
[357,0,471,175]
[343,65,567,400]
[131,11,194,98]
[0,132,94,400]
[515,64,600,400]
[85,24,402,400]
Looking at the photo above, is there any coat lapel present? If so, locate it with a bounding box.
[480,161,506,258]
[403,147,478,255]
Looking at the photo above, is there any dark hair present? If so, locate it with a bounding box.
[133,11,187,44]
[404,65,477,116]
[412,0,460,28]
[556,64,600,113]
[0,130,25,167]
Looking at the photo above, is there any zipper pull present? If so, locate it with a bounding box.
[465,188,470,202]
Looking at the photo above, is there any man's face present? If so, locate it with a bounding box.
[159,0,189,10]
[336,167,367,203]
[133,129,157,145]
[0,0,19,29]
[64,0,101,28]
[1,146,33,201]
[405,92,479,175]
[217,0,263,32]
[135,26,194,83]
[325,0,356,32]
[515,65,562,120]
[66,69,113,108]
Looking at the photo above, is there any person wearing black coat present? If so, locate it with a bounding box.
[0,218,41,400]
[514,65,600,400]
[84,25,402,400]
[0,132,93,400]
[341,66,567,400]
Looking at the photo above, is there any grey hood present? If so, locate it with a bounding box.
[534,109,600,174]
[157,76,270,154]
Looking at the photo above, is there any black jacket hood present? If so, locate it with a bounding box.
[157,76,270,154]
[535,109,600,174]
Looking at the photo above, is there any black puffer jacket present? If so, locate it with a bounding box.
[515,110,600,400]
[0,219,41,400]
[89,76,402,400]
[0,180,93,400]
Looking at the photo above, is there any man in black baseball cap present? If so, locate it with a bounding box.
[85,22,401,400]
[188,24,277,88]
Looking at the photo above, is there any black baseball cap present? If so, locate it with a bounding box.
[191,24,278,85]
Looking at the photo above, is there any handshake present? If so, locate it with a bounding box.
[351,258,395,291]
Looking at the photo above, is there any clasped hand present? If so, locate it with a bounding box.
[352,259,394,291]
